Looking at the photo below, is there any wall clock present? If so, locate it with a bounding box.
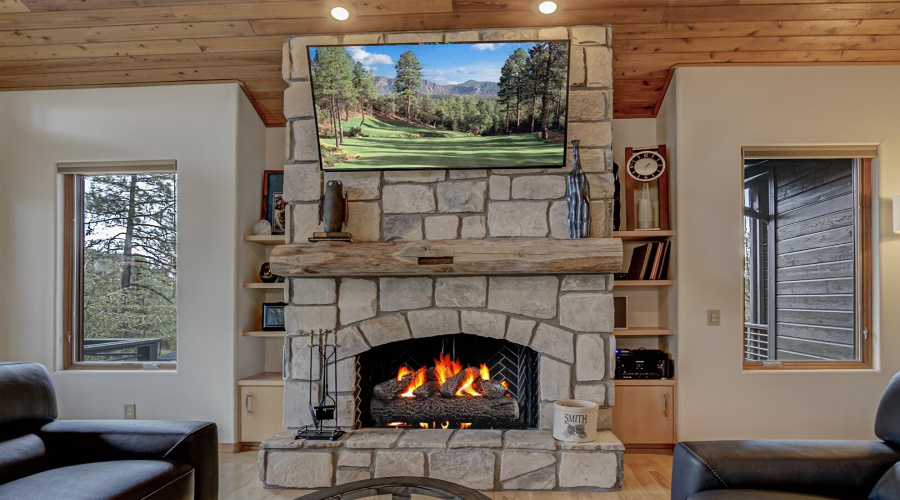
[624,145,670,231]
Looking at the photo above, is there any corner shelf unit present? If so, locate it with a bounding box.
[238,371,285,387]
[242,330,286,338]
[243,282,286,289]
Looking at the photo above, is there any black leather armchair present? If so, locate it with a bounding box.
[0,361,218,500]
[672,371,900,500]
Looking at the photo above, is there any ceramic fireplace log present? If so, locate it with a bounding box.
[473,379,508,398]
[370,396,519,424]
[373,377,411,400]
[438,371,470,398]
[269,238,623,277]
[413,381,441,399]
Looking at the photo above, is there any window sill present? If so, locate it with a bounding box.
[63,363,177,372]
[743,362,874,373]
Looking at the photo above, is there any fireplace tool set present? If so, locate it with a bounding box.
[295,328,346,441]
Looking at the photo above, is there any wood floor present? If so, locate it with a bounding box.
[219,450,673,500]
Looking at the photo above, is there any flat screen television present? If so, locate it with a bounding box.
[308,40,571,171]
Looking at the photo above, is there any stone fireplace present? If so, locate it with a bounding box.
[258,25,624,492]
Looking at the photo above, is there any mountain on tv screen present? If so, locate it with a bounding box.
[307,41,570,171]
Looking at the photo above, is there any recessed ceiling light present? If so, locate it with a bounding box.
[331,6,350,20]
[538,1,558,14]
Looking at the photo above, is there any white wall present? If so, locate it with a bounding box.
[0,84,266,443]
[669,66,900,440]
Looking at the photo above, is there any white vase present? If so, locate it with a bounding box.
[552,399,598,442]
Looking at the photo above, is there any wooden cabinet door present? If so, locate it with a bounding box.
[611,385,675,445]
[240,385,285,443]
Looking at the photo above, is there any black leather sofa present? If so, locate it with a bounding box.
[0,361,218,500]
[672,371,900,499]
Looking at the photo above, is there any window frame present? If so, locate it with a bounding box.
[740,151,873,371]
[62,166,178,371]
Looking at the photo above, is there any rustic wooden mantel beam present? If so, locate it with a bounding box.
[269,238,623,277]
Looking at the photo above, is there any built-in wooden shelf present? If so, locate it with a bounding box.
[615,379,677,387]
[613,328,675,336]
[238,372,285,386]
[613,230,675,241]
[615,280,675,287]
[242,282,286,289]
[242,330,286,338]
[243,235,286,245]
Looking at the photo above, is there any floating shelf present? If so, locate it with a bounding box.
[613,328,675,336]
[615,280,675,287]
[242,282,286,289]
[613,230,675,241]
[615,379,677,387]
[242,330,286,338]
[243,235,286,245]
[238,372,285,386]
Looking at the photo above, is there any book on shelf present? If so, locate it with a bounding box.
[626,241,671,280]
[313,232,352,238]
[308,237,353,242]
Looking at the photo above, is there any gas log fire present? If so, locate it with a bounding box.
[370,353,519,428]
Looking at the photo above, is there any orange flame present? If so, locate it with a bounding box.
[500,380,509,389]
[433,353,462,385]
[396,366,412,381]
[455,367,483,397]
[419,422,429,429]
[460,423,472,429]
[479,364,490,380]
[400,367,427,398]
[387,422,407,427]
[440,421,450,429]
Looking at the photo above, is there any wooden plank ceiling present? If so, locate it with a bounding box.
[2,0,899,125]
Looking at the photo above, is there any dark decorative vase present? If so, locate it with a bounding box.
[566,140,592,238]
[259,262,277,283]
[318,180,348,233]
[613,161,621,231]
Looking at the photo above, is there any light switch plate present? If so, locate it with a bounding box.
[124,404,136,419]
[707,310,720,326]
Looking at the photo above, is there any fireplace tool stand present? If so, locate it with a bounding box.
[295,329,346,441]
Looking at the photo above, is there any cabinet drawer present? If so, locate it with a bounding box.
[239,385,285,443]
[611,385,675,445]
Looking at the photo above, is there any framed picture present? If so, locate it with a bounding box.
[262,170,286,235]
[262,302,287,331]
[613,296,628,330]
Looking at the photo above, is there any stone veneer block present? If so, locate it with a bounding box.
[435,277,487,308]
[429,451,495,490]
[584,46,613,88]
[383,215,423,241]
[560,293,614,332]
[291,120,320,162]
[444,31,480,42]
[286,305,337,332]
[488,201,549,237]
[282,381,319,427]
[342,429,402,449]
[460,310,506,339]
[511,175,566,200]
[576,334,606,381]
[337,450,371,467]
[325,171,381,201]
[407,309,460,338]
[574,383,607,406]
[335,357,356,392]
[489,175,511,201]
[549,200,569,238]
[505,318,536,346]
[561,275,607,291]
[566,144,607,173]
[292,203,319,242]
[289,36,339,79]
[425,215,459,240]
[587,173,615,200]
[383,184,436,214]
[284,163,320,202]
[260,431,302,450]
[568,90,608,122]
[437,180,487,213]
[569,121,611,148]
[291,340,321,380]
[380,277,433,311]
[281,43,291,82]
[568,46,585,86]
[558,430,624,450]
[342,33,384,45]
[460,216,486,239]
[335,393,355,428]
[396,430,453,448]
[338,279,377,324]
[337,470,371,485]
[386,32,443,43]
[345,201,381,242]
[384,170,445,183]
[503,430,556,450]
[488,276,559,319]
[291,278,336,305]
[359,314,411,346]
[266,451,333,488]
[500,451,557,482]
[448,429,503,449]
[375,451,426,477]
[571,25,608,45]
[283,81,314,119]
[449,169,486,179]
[503,466,557,490]
[540,358,572,401]
[558,452,618,488]
[538,27,569,40]
[481,29,538,40]
[590,199,612,238]
[531,323,575,363]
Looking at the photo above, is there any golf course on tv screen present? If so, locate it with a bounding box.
[308,41,570,171]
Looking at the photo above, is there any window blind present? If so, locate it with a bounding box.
[57,160,177,175]
[741,145,877,159]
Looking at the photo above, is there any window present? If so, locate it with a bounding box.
[61,161,177,369]
[742,147,872,369]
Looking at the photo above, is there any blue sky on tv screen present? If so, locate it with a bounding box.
[309,42,553,86]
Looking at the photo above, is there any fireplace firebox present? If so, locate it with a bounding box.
[356,334,540,429]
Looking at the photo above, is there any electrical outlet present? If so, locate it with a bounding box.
[124,404,136,419]
[707,309,721,326]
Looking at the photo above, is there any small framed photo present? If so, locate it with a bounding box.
[262,170,286,235]
[614,296,628,330]
[262,302,287,331]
